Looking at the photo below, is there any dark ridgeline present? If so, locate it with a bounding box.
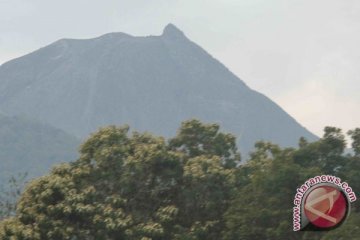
[0,24,317,158]
[0,114,79,183]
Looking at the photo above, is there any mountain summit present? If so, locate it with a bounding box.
[0,24,317,155]
[162,23,186,39]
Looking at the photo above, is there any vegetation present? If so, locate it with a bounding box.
[0,120,359,239]
[0,173,27,220]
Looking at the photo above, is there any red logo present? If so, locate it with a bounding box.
[304,185,348,229]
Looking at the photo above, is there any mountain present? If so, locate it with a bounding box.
[0,24,317,156]
[0,114,79,184]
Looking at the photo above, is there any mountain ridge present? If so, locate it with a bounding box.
[0,24,318,156]
[0,113,79,183]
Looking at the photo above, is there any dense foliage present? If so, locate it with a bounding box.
[0,120,359,240]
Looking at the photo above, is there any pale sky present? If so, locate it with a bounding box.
[1,0,359,140]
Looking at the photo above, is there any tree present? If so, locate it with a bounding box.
[223,141,322,240]
[348,128,360,156]
[1,122,359,240]
[224,127,359,240]
[0,120,238,240]
[169,119,241,168]
[0,173,27,220]
[293,126,346,174]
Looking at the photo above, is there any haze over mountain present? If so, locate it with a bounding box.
[0,24,317,155]
[0,114,79,184]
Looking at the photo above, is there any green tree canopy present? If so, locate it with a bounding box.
[1,121,359,240]
[0,120,239,240]
[224,127,360,240]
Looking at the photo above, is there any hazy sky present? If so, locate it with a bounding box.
[1,0,359,140]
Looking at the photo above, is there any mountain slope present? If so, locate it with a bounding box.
[0,114,79,183]
[0,24,317,155]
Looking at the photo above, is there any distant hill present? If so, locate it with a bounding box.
[0,24,317,156]
[0,114,79,184]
